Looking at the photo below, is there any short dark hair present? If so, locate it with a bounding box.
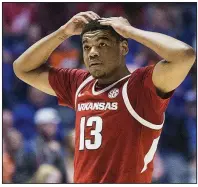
[81,19,127,42]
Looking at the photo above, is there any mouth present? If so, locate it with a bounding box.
[89,61,103,67]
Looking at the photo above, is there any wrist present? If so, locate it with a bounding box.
[127,26,143,40]
[125,26,137,38]
[57,26,71,41]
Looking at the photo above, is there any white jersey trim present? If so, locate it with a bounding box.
[75,75,94,109]
[92,74,131,95]
[141,136,160,173]
[122,80,164,130]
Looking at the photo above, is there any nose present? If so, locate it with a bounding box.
[89,46,99,60]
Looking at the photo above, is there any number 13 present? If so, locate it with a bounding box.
[79,116,103,150]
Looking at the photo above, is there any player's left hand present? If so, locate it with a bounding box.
[98,17,132,38]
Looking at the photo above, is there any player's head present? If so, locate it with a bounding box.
[81,19,129,79]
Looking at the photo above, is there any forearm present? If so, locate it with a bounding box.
[13,27,70,72]
[127,27,195,63]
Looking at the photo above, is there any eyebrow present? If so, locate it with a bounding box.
[82,36,111,44]
[96,36,110,41]
[82,39,88,44]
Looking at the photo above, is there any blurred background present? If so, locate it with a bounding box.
[2,2,196,184]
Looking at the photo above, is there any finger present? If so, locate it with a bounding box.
[99,19,114,23]
[98,19,112,23]
[99,21,112,26]
[99,17,110,21]
[81,12,96,21]
[87,12,100,20]
[78,12,99,20]
[98,19,109,21]
[100,17,117,20]
[87,11,100,19]
[74,15,89,24]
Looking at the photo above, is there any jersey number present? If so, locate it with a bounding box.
[79,116,103,150]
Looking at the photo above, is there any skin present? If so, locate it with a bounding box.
[82,30,129,84]
[13,12,195,97]
[99,17,196,93]
[13,11,100,96]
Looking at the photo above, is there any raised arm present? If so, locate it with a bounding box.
[13,11,99,96]
[99,17,196,93]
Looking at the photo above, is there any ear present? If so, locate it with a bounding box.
[120,40,129,56]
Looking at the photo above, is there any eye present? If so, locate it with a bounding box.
[99,43,107,47]
[83,45,90,50]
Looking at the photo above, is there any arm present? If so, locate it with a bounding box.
[125,27,196,93]
[13,29,69,96]
[99,17,196,93]
[13,11,100,96]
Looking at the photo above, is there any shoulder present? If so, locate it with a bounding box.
[128,65,155,88]
[49,67,90,81]
[48,67,91,108]
[130,65,154,80]
[48,67,91,90]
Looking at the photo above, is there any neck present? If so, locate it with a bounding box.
[97,65,130,85]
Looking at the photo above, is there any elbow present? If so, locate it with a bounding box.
[13,60,23,79]
[182,46,196,65]
[13,61,19,76]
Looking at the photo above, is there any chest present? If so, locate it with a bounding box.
[76,82,127,119]
[75,81,140,145]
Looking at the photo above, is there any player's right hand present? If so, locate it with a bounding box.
[61,11,100,36]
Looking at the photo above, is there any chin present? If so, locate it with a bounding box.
[90,70,106,79]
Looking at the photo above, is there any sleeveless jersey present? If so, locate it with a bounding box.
[48,65,173,183]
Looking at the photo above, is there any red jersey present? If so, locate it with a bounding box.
[49,65,173,183]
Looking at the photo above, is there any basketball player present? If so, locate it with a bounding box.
[13,11,195,183]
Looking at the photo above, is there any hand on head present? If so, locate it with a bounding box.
[62,11,100,36]
[98,17,131,38]
[62,12,131,40]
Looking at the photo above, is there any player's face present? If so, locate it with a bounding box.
[82,30,124,79]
